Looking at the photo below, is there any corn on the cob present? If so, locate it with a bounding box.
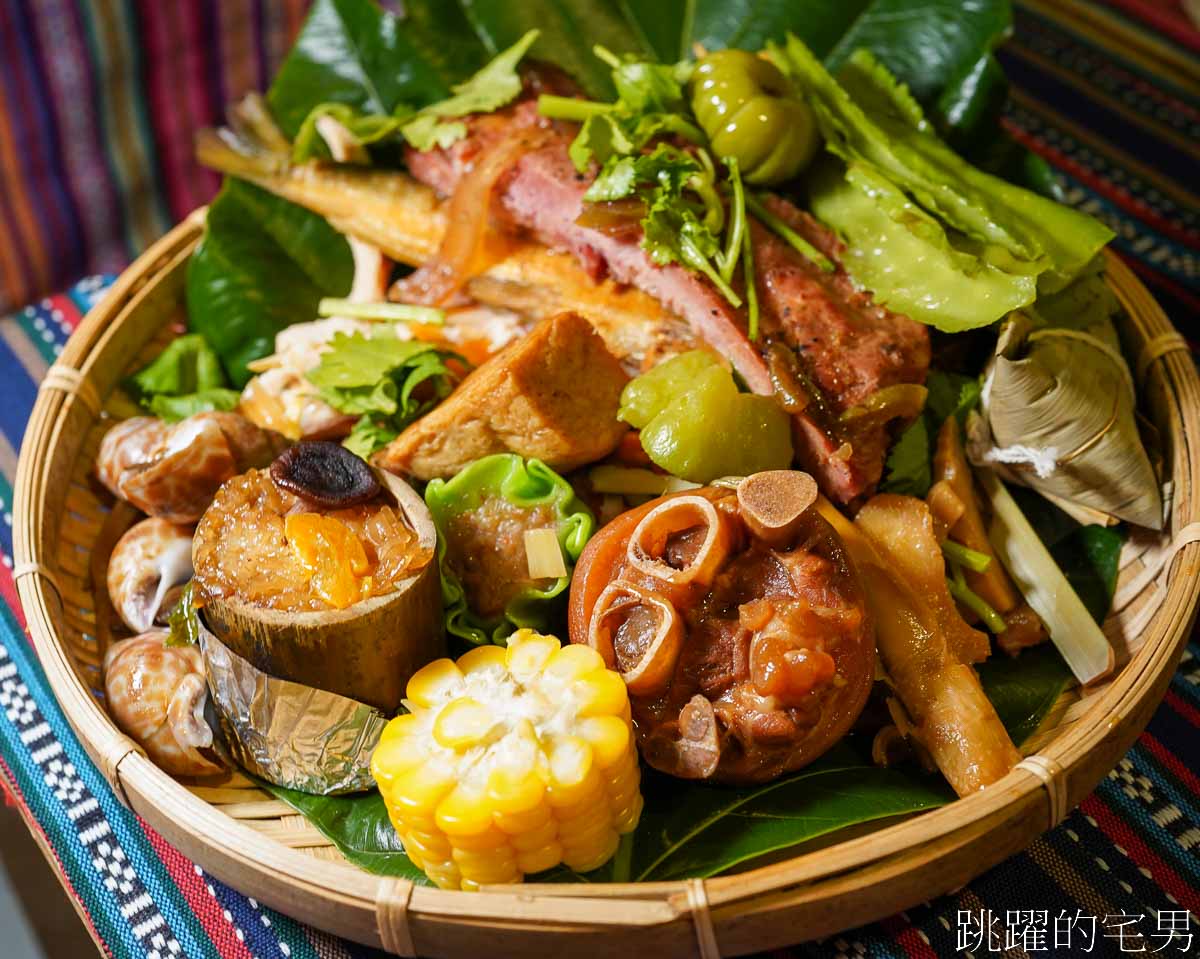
[371,629,643,890]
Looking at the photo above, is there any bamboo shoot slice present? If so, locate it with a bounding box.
[978,470,1114,684]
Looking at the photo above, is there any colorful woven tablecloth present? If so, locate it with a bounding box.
[1,1,1198,956]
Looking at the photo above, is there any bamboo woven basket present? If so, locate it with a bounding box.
[14,208,1200,958]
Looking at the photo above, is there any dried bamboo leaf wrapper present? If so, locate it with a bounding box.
[979,312,1162,529]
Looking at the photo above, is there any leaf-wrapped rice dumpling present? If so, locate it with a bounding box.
[972,269,1162,529]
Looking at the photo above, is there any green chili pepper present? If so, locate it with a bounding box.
[690,49,820,186]
[619,351,793,482]
[424,455,594,647]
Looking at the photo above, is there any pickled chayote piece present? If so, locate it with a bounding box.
[619,351,793,482]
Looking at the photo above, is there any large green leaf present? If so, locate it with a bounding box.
[185,180,352,386]
[262,783,430,881]
[618,0,1010,144]
[978,643,1071,746]
[1011,486,1125,624]
[456,0,650,99]
[627,747,950,882]
[267,0,460,138]
[825,0,1012,132]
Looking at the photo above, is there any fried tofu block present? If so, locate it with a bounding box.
[375,312,629,480]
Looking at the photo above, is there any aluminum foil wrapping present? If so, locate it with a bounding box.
[200,627,387,795]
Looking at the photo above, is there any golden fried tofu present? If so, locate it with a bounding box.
[375,312,628,480]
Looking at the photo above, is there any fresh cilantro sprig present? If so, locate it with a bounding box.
[290,30,541,161]
[881,370,983,496]
[539,46,768,336]
[306,331,466,457]
[583,143,740,306]
[402,30,540,150]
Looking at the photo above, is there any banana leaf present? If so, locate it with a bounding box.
[186,179,352,386]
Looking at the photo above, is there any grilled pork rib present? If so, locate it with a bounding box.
[405,96,929,503]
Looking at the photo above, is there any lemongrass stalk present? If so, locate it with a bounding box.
[978,470,1113,684]
[317,298,444,325]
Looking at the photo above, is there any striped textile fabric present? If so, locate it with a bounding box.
[0,0,308,314]
[0,1,1198,957]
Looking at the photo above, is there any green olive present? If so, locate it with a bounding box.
[690,49,820,185]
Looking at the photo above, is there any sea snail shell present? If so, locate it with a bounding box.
[106,518,194,633]
[104,630,222,778]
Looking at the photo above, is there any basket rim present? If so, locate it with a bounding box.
[13,209,1200,954]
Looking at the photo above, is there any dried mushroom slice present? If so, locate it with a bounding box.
[270,440,381,508]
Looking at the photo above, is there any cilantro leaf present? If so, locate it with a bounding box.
[570,114,635,172]
[306,332,464,457]
[124,333,243,422]
[399,115,468,152]
[343,416,400,459]
[925,370,982,428]
[642,192,740,305]
[584,156,640,201]
[880,370,981,497]
[881,414,931,497]
[610,58,690,115]
[402,30,539,150]
[306,332,435,389]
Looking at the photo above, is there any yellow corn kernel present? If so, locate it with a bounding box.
[607,782,639,819]
[410,830,451,864]
[447,826,510,852]
[459,866,521,889]
[516,842,564,874]
[433,696,499,750]
[452,845,518,874]
[547,771,603,811]
[436,785,497,837]
[405,827,451,858]
[575,669,629,718]
[377,713,422,747]
[392,809,438,836]
[577,715,632,769]
[425,864,462,890]
[562,830,620,873]
[388,767,455,816]
[487,766,545,816]
[508,816,558,852]
[546,736,593,788]
[457,644,506,676]
[550,783,607,822]
[541,644,606,684]
[406,659,464,708]
[505,630,560,680]
[615,794,644,834]
[371,630,643,890]
[494,802,553,837]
